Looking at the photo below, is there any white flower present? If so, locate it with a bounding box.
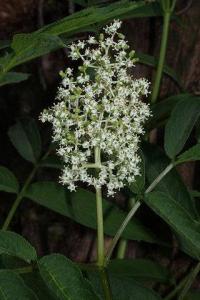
[40,20,151,196]
[104,20,122,34]
[88,36,96,44]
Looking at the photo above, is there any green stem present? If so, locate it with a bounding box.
[2,164,39,231]
[116,239,127,259]
[145,162,174,193]
[178,262,200,300]
[2,151,50,231]
[105,163,174,264]
[165,262,200,300]
[95,185,105,266]
[151,11,171,103]
[99,268,113,300]
[94,146,104,266]
[94,146,112,299]
[164,276,189,300]
[171,0,177,12]
[116,197,136,259]
[105,200,141,264]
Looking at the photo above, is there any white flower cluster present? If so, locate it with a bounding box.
[40,20,151,196]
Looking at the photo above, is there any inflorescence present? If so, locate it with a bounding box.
[40,20,151,196]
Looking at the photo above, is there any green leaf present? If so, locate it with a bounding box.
[190,190,200,219]
[108,277,162,300]
[38,1,161,36]
[40,155,63,169]
[0,254,28,270]
[38,254,100,300]
[149,93,190,129]
[88,271,162,300]
[129,152,145,194]
[0,255,52,299]
[143,143,200,258]
[184,290,200,300]
[8,117,42,163]
[145,191,200,259]
[195,117,200,142]
[23,271,56,300]
[0,231,37,263]
[0,53,12,70]
[9,34,64,70]
[25,181,158,244]
[0,166,19,193]
[0,72,30,87]
[0,270,38,300]
[176,144,200,164]
[191,190,200,198]
[0,1,161,83]
[120,1,161,19]
[137,52,181,86]
[108,259,172,284]
[143,142,197,217]
[164,96,200,159]
[72,189,158,243]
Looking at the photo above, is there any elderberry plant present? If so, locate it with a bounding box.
[40,20,150,196]
[1,1,200,299]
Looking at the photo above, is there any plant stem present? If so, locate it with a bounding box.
[164,275,189,300]
[116,197,136,259]
[165,262,200,300]
[105,163,174,264]
[2,151,50,231]
[151,11,171,103]
[95,185,105,266]
[145,162,174,193]
[171,0,177,12]
[99,268,113,300]
[94,146,112,299]
[94,146,104,266]
[2,164,39,231]
[116,239,127,259]
[105,200,141,264]
[178,262,200,300]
